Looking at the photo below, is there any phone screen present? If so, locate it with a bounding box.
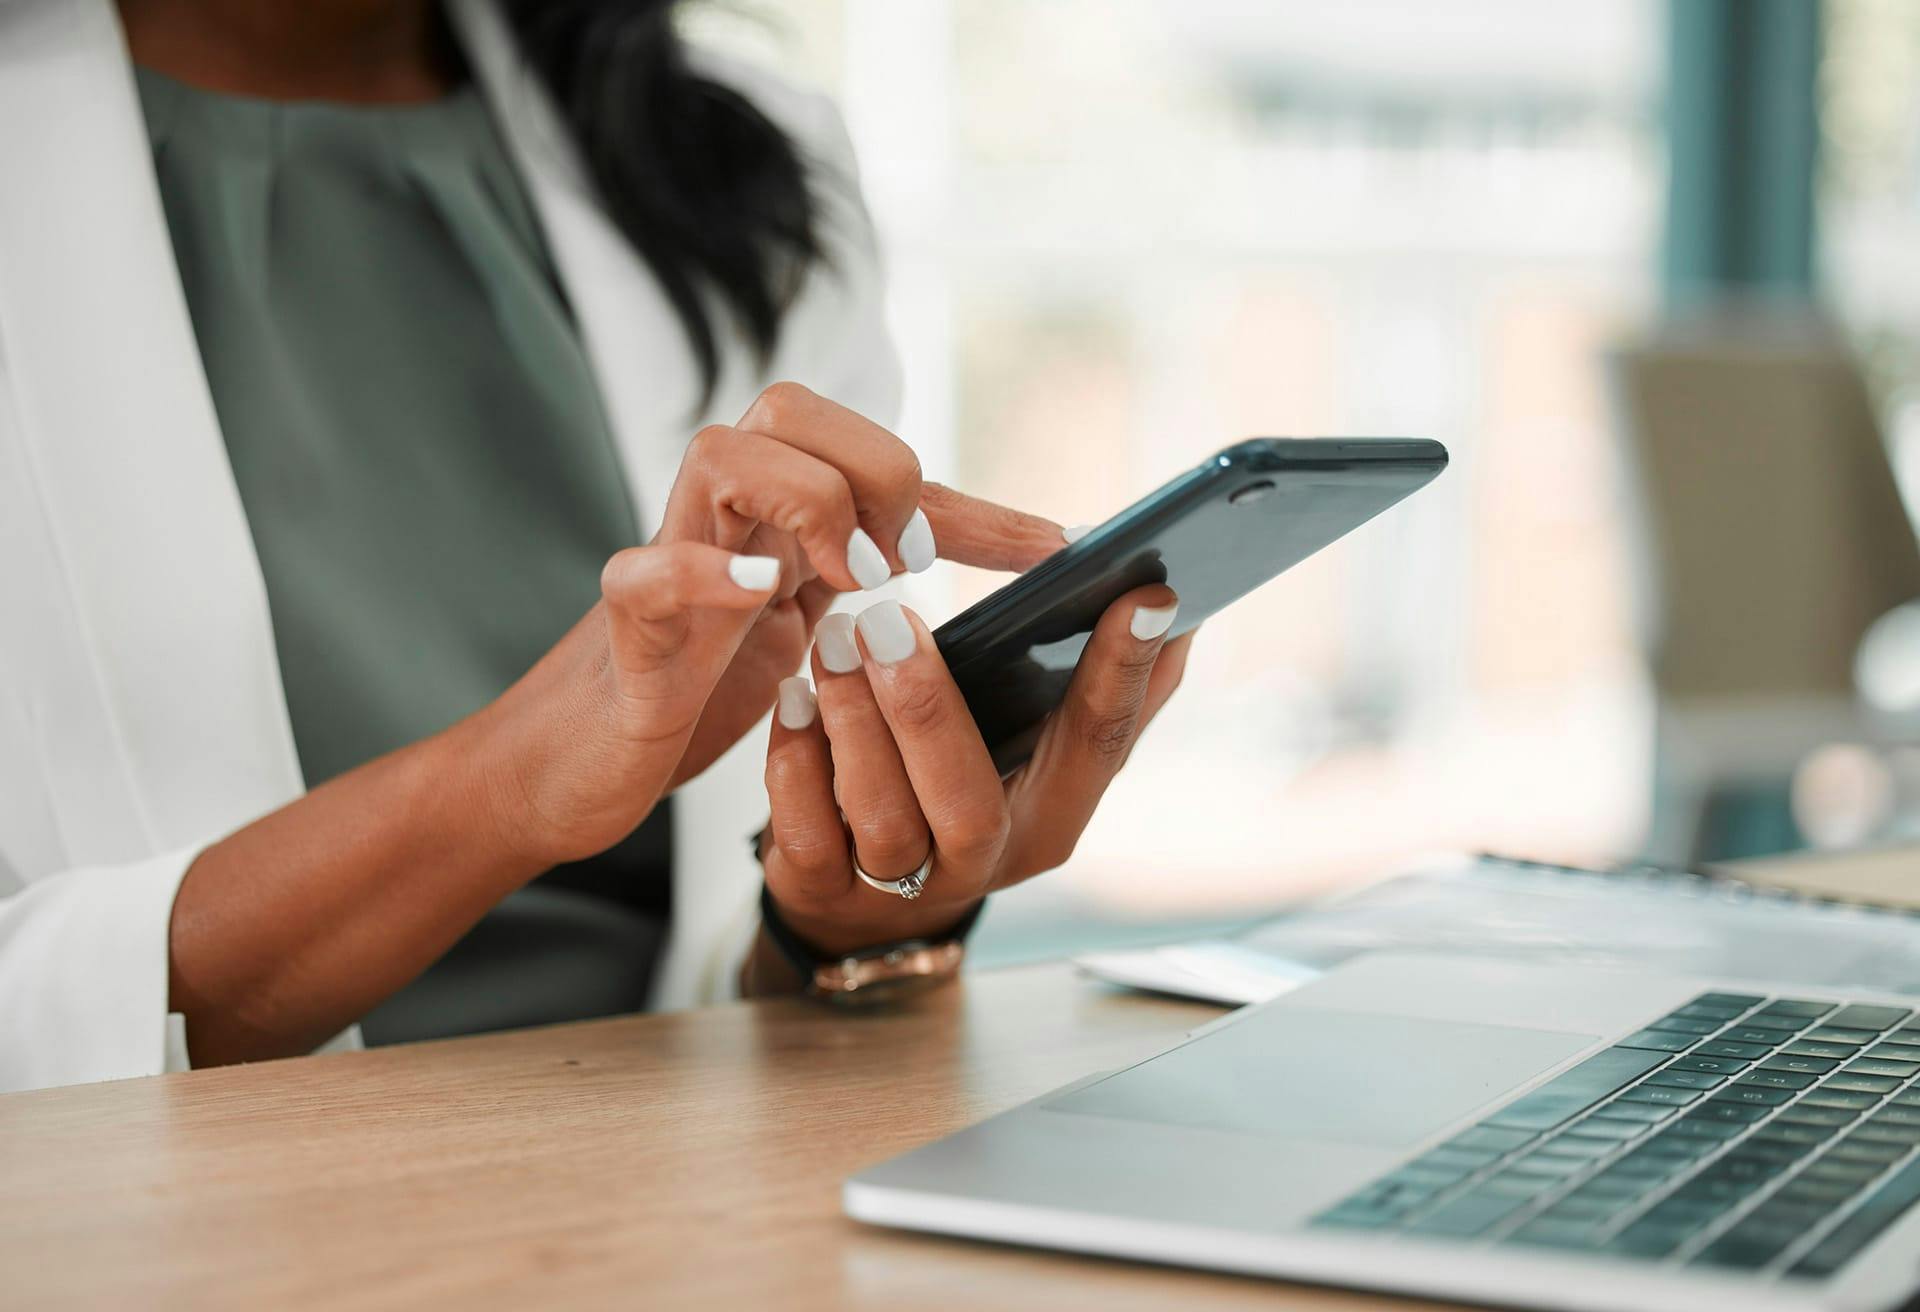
[934,438,1447,773]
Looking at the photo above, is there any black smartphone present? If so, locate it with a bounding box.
[934,437,1448,774]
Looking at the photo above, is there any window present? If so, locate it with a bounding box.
[698,0,1663,950]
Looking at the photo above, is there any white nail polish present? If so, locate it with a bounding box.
[846,527,892,591]
[898,507,937,574]
[814,612,862,674]
[1130,601,1178,641]
[1062,524,1094,544]
[856,599,917,665]
[776,676,817,730]
[727,554,781,591]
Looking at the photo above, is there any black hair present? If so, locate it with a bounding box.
[503,0,823,407]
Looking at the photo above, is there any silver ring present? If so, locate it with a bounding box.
[853,850,933,900]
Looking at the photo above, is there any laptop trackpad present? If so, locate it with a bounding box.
[1048,1009,1596,1148]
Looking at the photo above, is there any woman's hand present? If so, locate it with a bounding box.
[169,381,1064,1066]
[482,382,1064,869]
[758,585,1192,964]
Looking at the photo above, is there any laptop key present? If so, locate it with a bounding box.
[1694,1041,1771,1061]
[1383,1166,1466,1193]
[1504,1153,1588,1178]
[1562,1118,1642,1143]
[1783,1040,1862,1060]
[1616,1031,1697,1055]
[1804,1155,1892,1182]
[1828,1140,1909,1166]
[1872,1106,1920,1128]
[1318,1200,1406,1228]
[1752,1122,1838,1148]
[1671,1054,1754,1075]
[1826,1005,1912,1032]
[1712,1085,1792,1107]
[1574,1171,1660,1199]
[1779,1176,1869,1205]
[1608,1220,1693,1258]
[1893,1088,1920,1108]
[1448,1126,1537,1154]
[1693,992,1765,1010]
[1740,1069,1816,1091]
[1749,1197,1840,1229]
[1804,1027,1877,1047]
[1406,1188,1532,1237]
[1727,1138,1812,1165]
[1848,1058,1920,1079]
[1760,1053,1840,1076]
[1692,1225,1799,1270]
[1790,1153,1920,1277]
[1645,1070,1725,1091]
[1663,1117,1743,1142]
[1777,1104,1864,1127]
[1413,1147,1500,1173]
[1758,1000,1837,1019]
[1483,1047,1670,1131]
[1507,1218,1607,1249]
[1824,1073,1900,1095]
[1589,1100,1675,1125]
[1673,1003,1746,1022]
[1719,1027,1792,1047]
[1702,1153,1791,1183]
[1739,1013,1810,1033]
[1866,1043,1920,1063]
[1687,1102,1768,1124]
[1534,1136,1615,1160]
[1477,1172,1554,1198]
[1647,1017,1721,1037]
[1620,1085,1703,1108]
[1848,1123,1920,1147]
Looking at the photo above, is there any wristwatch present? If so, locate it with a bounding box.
[757,882,981,1004]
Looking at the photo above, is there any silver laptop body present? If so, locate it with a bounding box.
[845,953,1920,1312]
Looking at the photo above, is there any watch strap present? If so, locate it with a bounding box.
[757,881,984,978]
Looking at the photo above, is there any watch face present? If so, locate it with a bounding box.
[811,942,965,1003]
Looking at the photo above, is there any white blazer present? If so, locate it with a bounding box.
[0,0,901,1092]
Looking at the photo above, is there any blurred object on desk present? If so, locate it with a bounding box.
[1714,839,1920,912]
[1610,320,1920,865]
[1078,852,1920,1008]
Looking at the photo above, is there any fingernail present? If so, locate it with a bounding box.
[814,612,862,674]
[727,554,782,591]
[776,675,817,729]
[1062,524,1093,544]
[856,599,917,666]
[1130,601,1178,641]
[897,507,936,574]
[847,527,892,591]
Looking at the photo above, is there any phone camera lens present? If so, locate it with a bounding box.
[1229,479,1276,507]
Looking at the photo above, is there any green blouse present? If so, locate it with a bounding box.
[137,67,672,1040]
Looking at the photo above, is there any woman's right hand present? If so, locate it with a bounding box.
[478,381,1064,868]
[170,383,1063,1066]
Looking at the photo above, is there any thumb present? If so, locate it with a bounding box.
[600,542,784,675]
[919,481,1067,573]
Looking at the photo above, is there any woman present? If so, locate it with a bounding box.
[0,0,1188,1091]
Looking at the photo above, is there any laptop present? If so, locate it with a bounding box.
[845,953,1920,1312]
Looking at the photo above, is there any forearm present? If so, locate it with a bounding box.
[168,710,543,1067]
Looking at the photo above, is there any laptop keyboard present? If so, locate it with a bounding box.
[1312,992,1920,1278]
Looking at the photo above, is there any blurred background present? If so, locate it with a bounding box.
[692,0,1920,961]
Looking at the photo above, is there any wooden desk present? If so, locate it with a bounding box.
[1,963,1440,1311]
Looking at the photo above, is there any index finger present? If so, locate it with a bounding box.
[737,382,923,572]
[919,482,1067,573]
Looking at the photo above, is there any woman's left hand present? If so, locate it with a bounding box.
[758,584,1191,963]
